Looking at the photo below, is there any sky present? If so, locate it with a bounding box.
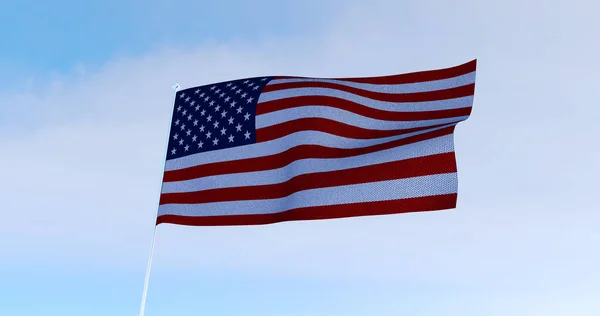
[0,0,599,315]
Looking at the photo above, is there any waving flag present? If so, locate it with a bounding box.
[156,60,476,226]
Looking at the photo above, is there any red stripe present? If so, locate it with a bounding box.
[273,60,476,85]
[257,96,472,120]
[261,83,474,104]
[163,126,455,182]
[156,193,457,226]
[159,152,456,205]
[256,118,453,142]
[262,78,474,99]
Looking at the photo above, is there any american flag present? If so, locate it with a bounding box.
[156,60,476,226]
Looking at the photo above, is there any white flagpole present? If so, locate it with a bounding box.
[139,83,181,316]
[139,226,157,316]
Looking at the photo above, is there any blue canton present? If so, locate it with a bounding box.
[166,76,274,160]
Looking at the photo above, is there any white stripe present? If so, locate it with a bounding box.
[258,88,473,112]
[161,135,454,193]
[164,124,455,171]
[267,71,476,94]
[255,104,469,129]
[157,173,458,217]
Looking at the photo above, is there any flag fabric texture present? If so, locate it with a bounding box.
[156,60,476,226]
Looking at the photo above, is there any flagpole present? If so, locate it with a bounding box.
[139,83,181,316]
[139,226,157,316]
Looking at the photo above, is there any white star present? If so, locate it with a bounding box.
[213,138,219,145]
[206,131,212,138]
[173,133,179,140]
[190,100,195,106]
[200,92,205,97]
[171,148,177,154]
[215,89,221,93]
[219,92,225,98]
[186,129,191,136]
[230,101,237,108]
[213,121,219,129]
[185,97,190,102]
[236,106,243,114]
[221,110,227,118]
[201,109,206,116]
[241,92,247,98]
[192,135,197,142]
[210,85,216,90]
[178,139,184,145]
[180,124,186,131]
[193,119,199,126]
[228,117,234,124]
[246,97,254,103]
[231,85,237,90]
[235,123,242,132]
[220,127,227,135]
[235,89,242,94]
[204,96,210,102]
[253,86,259,90]
[198,141,204,148]
[184,145,189,151]
[177,106,182,112]
[214,105,221,111]
[175,119,180,125]
[225,96,231,102]
[228,134,234,142]
[179,93,184,99]
[226,83,232,87]
[207,115,212,122]
[244,113,251,120]
[248,82,254,87]
[194,89,200,94]
[209,100,215,106]
[199,125,205,132]
[261,78,268,81]
[187,114,193,120]
[244,131,251,139]
[195,105,200,111]
[243,80,249,84]
[182,109,187,115]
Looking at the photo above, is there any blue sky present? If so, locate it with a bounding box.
[0,0,339,88]
[1,1,599,316]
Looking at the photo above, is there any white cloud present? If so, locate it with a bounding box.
[1,0,599,313]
